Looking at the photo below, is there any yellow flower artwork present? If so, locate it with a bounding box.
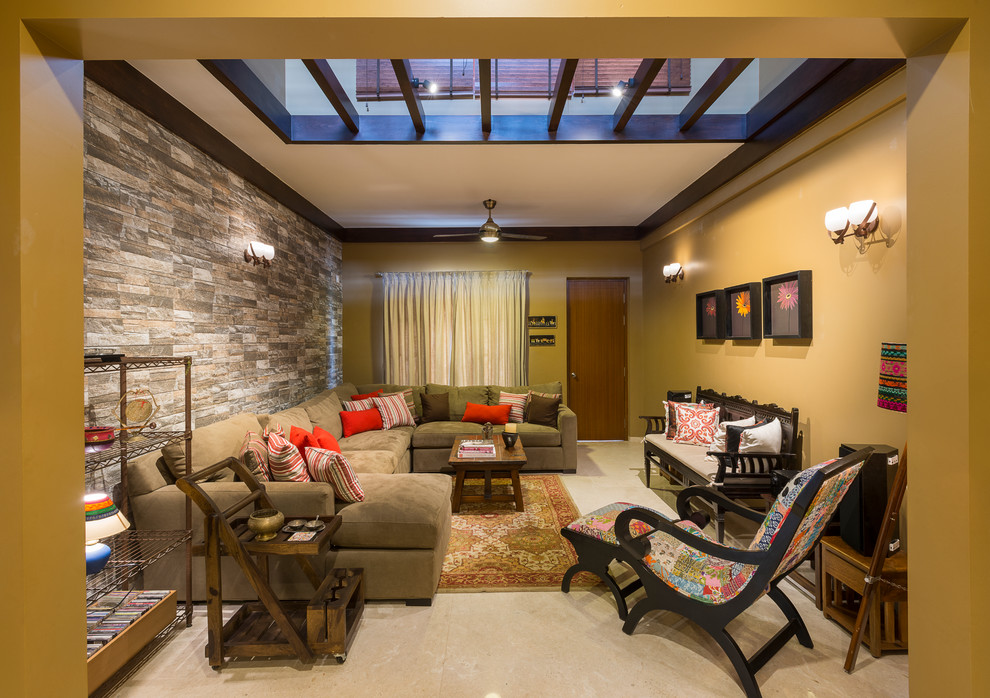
[735,291,750,317]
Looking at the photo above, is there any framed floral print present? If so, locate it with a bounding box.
[762,270,812,339]
[724,282,762,340]
[696,289,726,339]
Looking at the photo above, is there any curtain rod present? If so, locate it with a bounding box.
[375,270,531,277]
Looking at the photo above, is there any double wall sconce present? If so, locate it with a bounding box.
[410,77,439,94]
[663,262,684,283]
[612,78,636,97]
[245,241,275,267]
[824,199,892,254]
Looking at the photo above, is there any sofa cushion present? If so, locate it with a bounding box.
[265,405,314,434]
[332,473,452,549]
[331,382,359,404]
[490,382,563,404]
[498,390,528,423]
[162,412,263,480]
[341,449,400,474]
[357,384,426,417]
[412,421,485,448]
[644,434,719,480]
[373,393,416,429]
[426,383,489,420]
[526,394,561,427]
[508,423,562,447]
[267,433,313,482]
[129,451,169,496]
[420,392,450,422]
[306,448,364,502]
[339,425,413,453]
[298,391,344,440]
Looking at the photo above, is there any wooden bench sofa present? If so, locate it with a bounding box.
[640,387,802,540]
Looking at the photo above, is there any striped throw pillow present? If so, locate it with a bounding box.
[384,389,417,421]
[306,447,365,502]
[263,422,284,440]
[342,397,375,412]
[267,432,312,482]
[373,393,416,429]
[238,431,270,481]
[499,391,528,423]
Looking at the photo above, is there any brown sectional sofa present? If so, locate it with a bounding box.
[127,380,575,604]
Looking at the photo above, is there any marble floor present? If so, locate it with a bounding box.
[112,441,908,697]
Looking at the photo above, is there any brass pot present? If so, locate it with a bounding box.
[247,508,284,542]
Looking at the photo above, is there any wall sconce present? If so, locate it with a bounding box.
[612,78,636,97]
[663,262,684,283]
[411,77,439,94]
[824,200,891,254]
[245,241,275,267]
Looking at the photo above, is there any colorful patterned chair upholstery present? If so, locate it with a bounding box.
[568,447,871,698]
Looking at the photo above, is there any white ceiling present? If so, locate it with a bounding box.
[130,59,741,232]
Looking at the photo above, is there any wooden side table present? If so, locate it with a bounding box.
[820,535,907,658]
[177,457,365,668]
[448,436,527,513]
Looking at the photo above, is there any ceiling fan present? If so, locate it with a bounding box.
[433,199,547,242]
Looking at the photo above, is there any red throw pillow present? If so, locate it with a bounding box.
[350,389,383,401]
[340,408,383,437]
[313,425,341,452]
[461,402,511,425]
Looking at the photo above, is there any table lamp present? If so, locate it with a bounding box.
[85,493,129,575]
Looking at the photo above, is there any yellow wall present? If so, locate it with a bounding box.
[3,3,988,695]
[642,78,908,469]
[342,241,645,436]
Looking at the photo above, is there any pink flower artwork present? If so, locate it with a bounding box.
[777,281,799,310]
[705,298,717,316]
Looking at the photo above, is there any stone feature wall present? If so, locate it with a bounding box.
[83,79,342,463]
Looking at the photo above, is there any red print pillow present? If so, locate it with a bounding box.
[673,402,720,446]
[339,408,383,438]
[461,402,511,425]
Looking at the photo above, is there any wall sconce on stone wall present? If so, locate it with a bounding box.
[245,241,275,267]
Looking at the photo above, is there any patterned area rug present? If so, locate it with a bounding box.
[439,474,597,592]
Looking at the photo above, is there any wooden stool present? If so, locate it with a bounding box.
[820,535,907,658]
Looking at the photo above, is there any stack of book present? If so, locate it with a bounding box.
[86,590,171,657]
[457,439,496,458]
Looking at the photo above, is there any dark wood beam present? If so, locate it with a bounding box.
[84,60,343,234]
[678,58,753,131]
[547,59,579,133]
[199,59,292,143]
[338,226,640,243]
[746,58,849,138]
[637,59,905,234]
[302,59,359,134]
[390,58,426,134]
[290,113,744,144]
[612,58,667,132]
[479,59,492,134]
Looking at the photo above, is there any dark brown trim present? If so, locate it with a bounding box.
[678,58,753,131]
[84,60,343,234]
[199,59,292,143]
[612,59,667,132]
[302,59,359,134]
[746,58,849,139]
[289,113,744,143]
[390,59,426,134]
[548,59,579,133]
[637,59,905,234]
[339,226,640,243]
[479,59,492,134]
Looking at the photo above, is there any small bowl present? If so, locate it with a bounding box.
[247,509,284,542]
[286,519,308,530]
[85,426,116,445]
[304,519,325,532]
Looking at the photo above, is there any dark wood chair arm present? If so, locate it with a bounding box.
[675,486,766,523]
[639,414,666,435]
[614,506,767,564]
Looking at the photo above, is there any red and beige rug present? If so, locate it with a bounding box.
[438,474,598,592]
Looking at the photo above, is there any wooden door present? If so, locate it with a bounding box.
[566,278,628,440]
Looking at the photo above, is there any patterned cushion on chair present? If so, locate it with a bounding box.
[565,502,665,546]
[748,464,827,552]
[645,522,758,605]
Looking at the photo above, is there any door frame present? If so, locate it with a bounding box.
[566,277,629,440]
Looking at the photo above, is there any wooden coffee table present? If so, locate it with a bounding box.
[448,435,527,513]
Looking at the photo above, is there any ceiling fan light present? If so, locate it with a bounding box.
[480,234,499,243]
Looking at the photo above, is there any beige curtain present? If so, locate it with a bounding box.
[382,270,527,385]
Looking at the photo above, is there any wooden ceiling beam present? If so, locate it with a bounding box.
[479,59,492,133]
[547,59,579,133]
[637,58,905,234]
[302,59,359,134]
[200,59,292,142]
[612,58,667,132]
[746,58,849,138]
[678,58,753,131]
[390,58,426,134]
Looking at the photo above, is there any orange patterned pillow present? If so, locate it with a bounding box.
[673,402,720,446]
